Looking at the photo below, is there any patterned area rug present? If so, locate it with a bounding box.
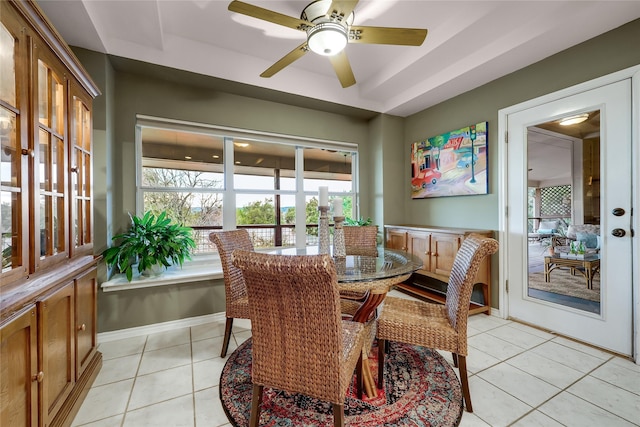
[220,339,463,427]
[528,269,600,302]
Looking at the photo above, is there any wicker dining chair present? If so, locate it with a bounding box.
[376,233,499,413]
[209,230,254,358]
[344,225,378,255]
[232,250,366,427]
[341,225,379,304]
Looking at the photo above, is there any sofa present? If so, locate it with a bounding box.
[528,219,561,242]
[552,224,601,254]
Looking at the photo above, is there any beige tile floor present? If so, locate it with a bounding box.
[72,290,640,427]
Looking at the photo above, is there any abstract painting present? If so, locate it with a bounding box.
[411,122,488,199]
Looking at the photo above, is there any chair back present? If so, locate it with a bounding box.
[344,225,378,248]
[210,230,254,311]
[232,250,345,403]
[445,234,499,332]
[344,225,378,256]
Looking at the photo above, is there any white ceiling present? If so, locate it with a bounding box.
[37,0,640,117]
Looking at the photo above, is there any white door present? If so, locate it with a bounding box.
[506,79,633,356]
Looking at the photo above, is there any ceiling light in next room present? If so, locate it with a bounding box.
[184,156,192,160]
[234,142,249,148]
[559,113,589,126]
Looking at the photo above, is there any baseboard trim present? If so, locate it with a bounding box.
[97,312,227,343]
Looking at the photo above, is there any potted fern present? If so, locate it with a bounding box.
[103,211,196,281]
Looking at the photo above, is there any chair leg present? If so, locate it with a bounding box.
[221,317,234,358]
[457,355,473,413]
[332,403,344,427]
[377,339,385,389]
[249,384,264,427]
[356,353,363,400]
[452,352,458,368]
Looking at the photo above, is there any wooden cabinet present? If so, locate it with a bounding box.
[0,307,39,427]
[40,283,75,426]
[75,268,98,379]
[385,225,493,315]
[1,266,100,427]
[1,2,101,426]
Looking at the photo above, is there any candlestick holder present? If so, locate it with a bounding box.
[333,215,346,257]
[318,205,330,254]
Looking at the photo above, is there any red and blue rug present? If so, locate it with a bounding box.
[220,339,463,426]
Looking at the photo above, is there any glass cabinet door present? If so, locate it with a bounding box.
[70,85,92,256]
[0,9,28,283]
[34,48,68,269]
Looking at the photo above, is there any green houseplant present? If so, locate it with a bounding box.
[103,211,196,281]
[344,216,372,226]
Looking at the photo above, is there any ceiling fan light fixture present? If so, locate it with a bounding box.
[559,113,589,126]
[307,22,347,56]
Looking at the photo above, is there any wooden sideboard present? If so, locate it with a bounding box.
[384,225,493,315]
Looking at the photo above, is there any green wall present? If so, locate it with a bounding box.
[404,18,640,229]
[75,53,378,332]
[403,18,640,308]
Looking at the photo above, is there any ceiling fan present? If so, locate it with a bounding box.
[228,0,428,88]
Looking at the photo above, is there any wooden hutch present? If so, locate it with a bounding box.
[1,1,101,426]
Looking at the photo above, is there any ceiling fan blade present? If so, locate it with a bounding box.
[260,42,309,78]
[327,0,359,21]
[349,26,428,46]
[329,51,356,88]
[228,0,311,31]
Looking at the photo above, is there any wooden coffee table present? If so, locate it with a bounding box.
[544,254,600,289]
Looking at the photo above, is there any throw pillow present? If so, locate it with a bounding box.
[538,220,558,234]
[576,232,599,249]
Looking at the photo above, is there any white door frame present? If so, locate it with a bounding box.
[497,65,640,363]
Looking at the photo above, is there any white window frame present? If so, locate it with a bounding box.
[135,115,359,249]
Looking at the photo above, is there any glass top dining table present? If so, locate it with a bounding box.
[267,246,423,318]
[268,246,423,284]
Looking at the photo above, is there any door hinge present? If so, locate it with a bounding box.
[505,206,508,217]
[505,280,509,293]
[504,131,508,144]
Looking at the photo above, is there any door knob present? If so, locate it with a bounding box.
[611,228,626,237]
[612,208,625,216]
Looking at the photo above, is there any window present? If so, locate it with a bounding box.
[136,116,358,253]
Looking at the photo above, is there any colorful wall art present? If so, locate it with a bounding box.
[411,122,488,199]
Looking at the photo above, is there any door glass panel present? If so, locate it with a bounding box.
[52,136,63,192]
[40,194,47,257]
[83,199,91,243]
[38,60,49,127]
[82,103,91,151]
[1,191,18,272]
[54,195,64,253]
[51,195,58,253]
[526,110,601,313]
[72,150,79,196]
[1,109,17,186]
[0,23,16,106]
[39,129,50,189]
[84,153,91,197]
[73,192,78,246]
[51,75,63,134]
